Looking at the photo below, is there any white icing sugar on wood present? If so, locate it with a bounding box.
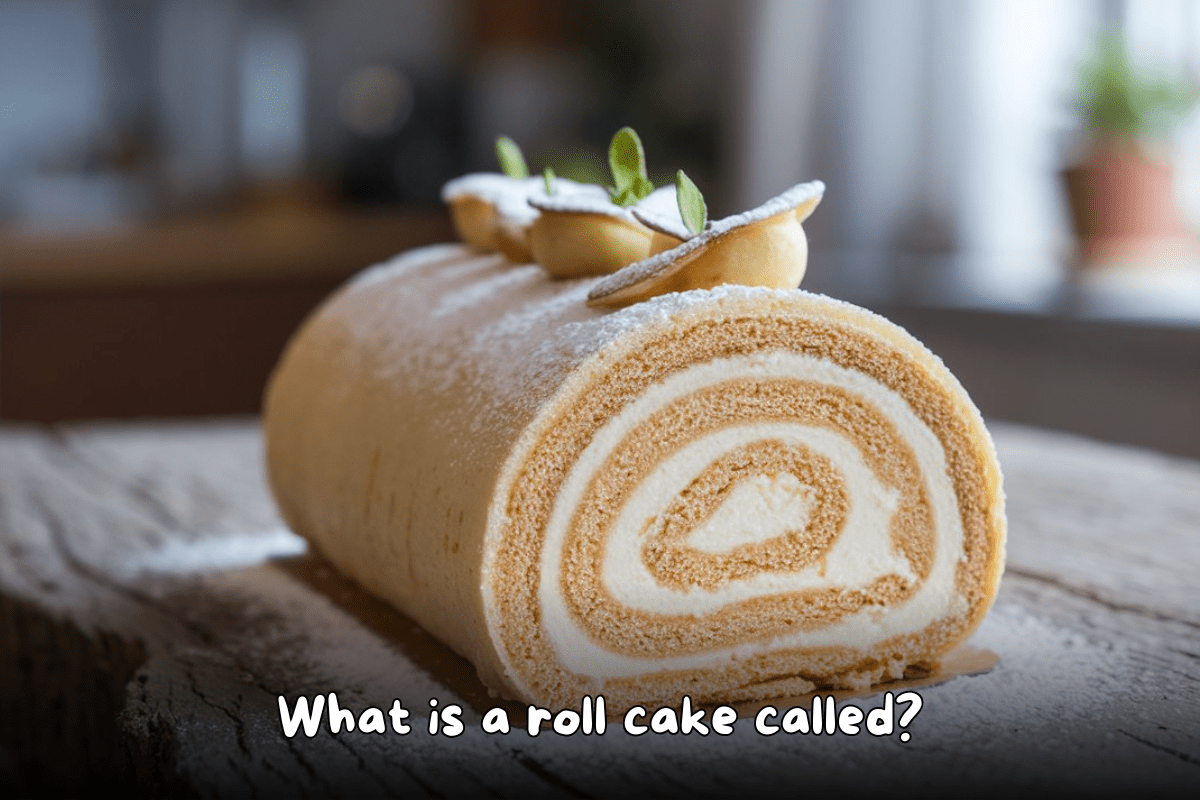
[589,181,826,301]
[127,528,306,576]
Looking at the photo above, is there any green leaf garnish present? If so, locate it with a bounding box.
[675,170,706,236]
[495,136,529,179]
[543,165,556,195]
[607,127,654,206]
[609,176,654,207]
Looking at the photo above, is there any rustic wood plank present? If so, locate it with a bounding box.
[1,419,1198,795]
[996,423,1200,624]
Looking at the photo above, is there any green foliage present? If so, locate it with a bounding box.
[495,136,529,179]
[1079,34,1199,139]
[543,166,556,195]
[608,127,655,206]
[675,170,706,236]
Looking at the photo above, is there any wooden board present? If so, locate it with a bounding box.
[1,420,1198,796]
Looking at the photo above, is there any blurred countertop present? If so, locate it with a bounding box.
[0,203,454,290]
[0,200,454,422]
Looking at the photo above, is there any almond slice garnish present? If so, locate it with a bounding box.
[528,185,684,278]
[586,181,824,308]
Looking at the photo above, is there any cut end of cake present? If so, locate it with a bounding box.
[482,287,1004,710]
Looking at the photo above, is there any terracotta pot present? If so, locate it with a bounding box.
[1062,139,1193,263]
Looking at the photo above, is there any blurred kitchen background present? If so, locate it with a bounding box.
[1,0,1197,458]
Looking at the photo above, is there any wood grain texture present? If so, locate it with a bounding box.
[1,419,1198,796]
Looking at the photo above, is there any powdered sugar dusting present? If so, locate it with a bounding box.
[631,185,690,239]
[441,174,545,224]
[349,243,468,290]
[342,246,920,408]
[434,264,545,318]
[589,181,825,301]
[529,183,681,229]
[528,181,631,219]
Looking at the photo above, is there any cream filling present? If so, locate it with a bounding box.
[604,422,909,613]
[684,472,815,553]
[536,350,965,679]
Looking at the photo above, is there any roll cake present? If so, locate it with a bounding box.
[264,231,1006,710]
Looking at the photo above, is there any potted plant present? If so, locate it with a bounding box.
[1063,34,1199,266]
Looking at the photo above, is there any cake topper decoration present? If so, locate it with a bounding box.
[524,128,689,277]
[675,169,707,236]
[440,137,547,262]
[526,184,683,278]
[442,136,575,262]
[607,127,655,206]
[587,180,825,308]
[439,129,822,295]
[494,135,529,179]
